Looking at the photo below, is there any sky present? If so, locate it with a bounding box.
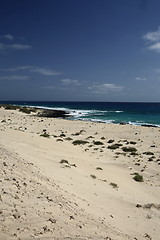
[0,0,160,102]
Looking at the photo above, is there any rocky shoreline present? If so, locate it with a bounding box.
[0,104,70,118]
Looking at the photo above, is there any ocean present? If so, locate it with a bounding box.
[1,101,160,127]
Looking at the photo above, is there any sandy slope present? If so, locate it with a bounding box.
[0,108,160,240]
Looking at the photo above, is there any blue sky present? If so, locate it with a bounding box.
[0,0,160,102]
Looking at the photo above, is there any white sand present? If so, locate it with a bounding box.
[0,107,160,240]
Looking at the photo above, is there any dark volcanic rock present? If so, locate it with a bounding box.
[37,109,70,118]
[141,124,158,128]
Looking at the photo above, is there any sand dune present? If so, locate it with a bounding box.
[0,107,160,239]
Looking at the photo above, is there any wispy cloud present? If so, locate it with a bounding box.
[31,67,60,76]
[136,77,146,81]
[143,26,160,42]
[0,43,32,50]
[143,26,160,53]
[61,79,81,85]
[6,66,32,71]
[0,75,29,80]
[0,34,14,40]
[88,83,124,93]
[155,68,160,73]
[148,42,160,52]
[5,66,61,76]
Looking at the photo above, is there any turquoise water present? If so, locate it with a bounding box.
[1,101,160,127]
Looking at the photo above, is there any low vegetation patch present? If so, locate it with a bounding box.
[143,203,160,210]
[122,147,137,152]
[94,148,99,151]
[60,133,66,137]
[143,151,154,155]
[1,119,6,123]
[86,136,94,139]
[40,133,50,138]
[90,174,96,179]
[107,139,114,143]
[2,104,37,114]
[130,141,137,145]
[101,137,105,140]
[130,152,139,156]
[108,143,122,150]
[148,156,155,161]
[60,159,76,168]
[60,159,69,164]
[109,182,118,189]
[133,173,144,182]
[19,107,32,114]
[72,130,85,136]
[56,138,63,142]
[72,140,89,145]
[96,167,103,170]
[93,141,104,145]
[4,104,18,110]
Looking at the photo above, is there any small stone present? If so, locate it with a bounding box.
[13,212,21,219]
[48,218,56,223]
[136,204,142,208]
[14,194,19,200]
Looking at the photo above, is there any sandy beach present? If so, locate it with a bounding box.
[0,106,160,240]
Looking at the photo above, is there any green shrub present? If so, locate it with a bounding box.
[107,139,114,143]
[130,152,138,156]
[60,133,66,137]
[90,174,96,179]
[101,137,105,140]
[60,159,69,164]
[40,133,50,138]
[143,151,154,155]
[93,141,104,145]
[133,173,144,182]
[1,119,6,123]
[56,138,63,142]
[19,107,31,114]
[130,141,137,145]
[86,136,94,139]
[4,104,17,110]
[109,182,118,189]
[72,130,84,136]
[122,147,137,152]
[72,140,89,145]
[108,143,122,150]
[96,167,103,170]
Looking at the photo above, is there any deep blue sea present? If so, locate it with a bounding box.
[1,101,160,127]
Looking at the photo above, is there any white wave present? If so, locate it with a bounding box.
[69,109,96,117]
[69,109,123,118]
[77,118,114,124]
[90,118,114,124]
[23,104,123,117]
[23,104,125,122]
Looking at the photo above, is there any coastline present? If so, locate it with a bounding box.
[0,106,160,240]
[1,102,160,127]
